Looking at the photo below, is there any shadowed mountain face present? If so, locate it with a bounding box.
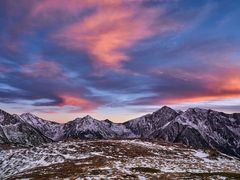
[0,107,240,158]
[123,106,179,138]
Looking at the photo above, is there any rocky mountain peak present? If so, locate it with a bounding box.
[104,119,113,124]
[83,115,94,120]
[156,106,176,114]
[73,115,96,124]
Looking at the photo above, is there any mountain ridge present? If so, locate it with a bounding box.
[0,106,240,158]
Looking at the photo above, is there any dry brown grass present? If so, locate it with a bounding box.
[5,140,240,180]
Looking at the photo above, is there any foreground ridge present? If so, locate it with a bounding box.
[0,106,240,158]
[1,140,240,179]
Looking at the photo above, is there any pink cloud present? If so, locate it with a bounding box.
[152,65,240,105]
[49,1,181,69]
[10,1,183,70]
[59,95,98,111]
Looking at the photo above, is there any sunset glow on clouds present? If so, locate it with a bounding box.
[53,0,181,69]
[59,95,99,111]
[0,0,240,122]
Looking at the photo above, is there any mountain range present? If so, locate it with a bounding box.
[0,106,239,158]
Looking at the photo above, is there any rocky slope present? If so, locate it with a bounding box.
[0,109,51,146]
[149,108,240,158]
[124,106,179,137]
[20,113,64,141]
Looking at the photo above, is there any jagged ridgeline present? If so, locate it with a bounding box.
[0,106,240,158]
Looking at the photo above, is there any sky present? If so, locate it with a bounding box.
[0,0,240,123]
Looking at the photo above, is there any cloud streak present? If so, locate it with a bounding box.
[21,60,65,78]
[59,95,99,111]
[54,1,181,69]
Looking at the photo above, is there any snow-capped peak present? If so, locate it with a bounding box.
[83,115,94,119]
[19,112,64,141]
